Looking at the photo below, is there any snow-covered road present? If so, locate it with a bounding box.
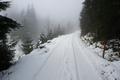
[33,33,102,80]
[2,32,103,80]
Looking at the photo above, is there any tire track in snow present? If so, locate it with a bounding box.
[71,35,81,80]
[32,37,67,80]
[72,33,103,80]
[58,34,80,80]
[60,35,76,80]
[58,36,73,80]
[53,36,73,80]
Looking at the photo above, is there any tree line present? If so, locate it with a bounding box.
[0,1,66,72]
[80,0,120,59]
[0,1,21,71]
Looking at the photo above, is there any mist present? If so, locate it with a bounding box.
[2,0,84,40]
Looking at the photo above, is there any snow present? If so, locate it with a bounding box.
[14,40,24,61]
[1,31,120,80]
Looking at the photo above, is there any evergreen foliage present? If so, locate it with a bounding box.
[35,27,65,49]
[22,39,33,55]
[0,1,21,71]
[0,15,20,42]
[0,1,9,11]
[0,45,13,71]
[80,0,120,58]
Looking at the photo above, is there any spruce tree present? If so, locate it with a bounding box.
[0,1,21,71]
[80,0,120,58]
[22,39,33,55]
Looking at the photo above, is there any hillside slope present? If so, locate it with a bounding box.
[1,31,120,80]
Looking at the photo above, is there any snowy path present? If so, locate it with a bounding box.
[33,33,102,80]
[4,32,103,80]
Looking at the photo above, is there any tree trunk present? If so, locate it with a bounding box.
[118,50,120,57]
[102,41,107,58]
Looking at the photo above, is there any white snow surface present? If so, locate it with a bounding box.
[1,31,120,80]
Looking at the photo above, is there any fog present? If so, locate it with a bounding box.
[2,0,84,40]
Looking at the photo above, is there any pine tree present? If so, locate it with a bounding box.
[22,39,33,55]
[80,0,120,58]
[0,1,21,71]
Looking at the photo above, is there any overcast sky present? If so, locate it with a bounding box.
[34,0,84,21]
[7,0,83,21]
[3,0,84,33]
